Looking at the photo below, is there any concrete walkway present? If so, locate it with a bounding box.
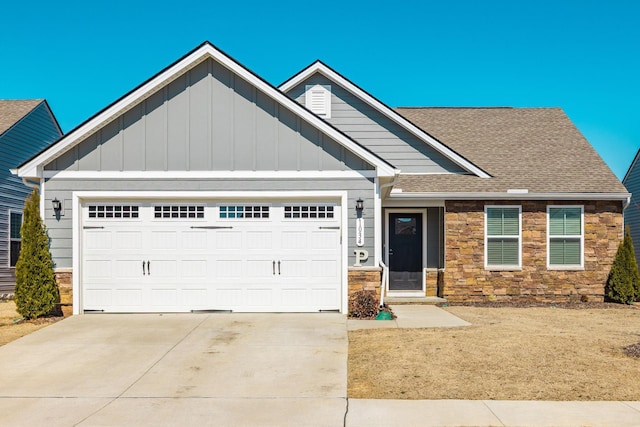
[348,304,470,330]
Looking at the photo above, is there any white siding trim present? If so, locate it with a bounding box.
[279,62,490,178]
[18,44,396,179]
[43,170,377,179]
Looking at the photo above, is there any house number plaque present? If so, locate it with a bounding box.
[356,218,365,247]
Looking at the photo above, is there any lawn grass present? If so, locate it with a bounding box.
[348,305,640,400]
[0,300,61,346]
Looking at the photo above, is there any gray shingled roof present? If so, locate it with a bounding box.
[0,100,42,137]
[393,107,626,194]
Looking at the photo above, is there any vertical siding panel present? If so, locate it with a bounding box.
[122,104,145,170]
[145,90,167,170]
[278,107,299,170]
[299,121,320,170]
[99,119,123,170]
[255,90,277,170]
[167,74,188,170]
[211,61,233,169]
[233,76,255,170]
[77,134,100,170]
[189,61,212,170]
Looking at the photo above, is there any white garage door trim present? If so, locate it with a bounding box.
[72,191,349,315]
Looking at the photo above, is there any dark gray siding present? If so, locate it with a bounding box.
[44,177,376,269]
[285,73,467,174]
[624,157,640,266]
[0,103,62,282]
[426,207,445,268]
[45,59,373,173]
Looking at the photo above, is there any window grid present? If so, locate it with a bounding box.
[485,206,521,268]
[88,205,139,219]
[284,205,334,219]
[548,206,583,268]
[219,206,269,219]
[9,211,22,267]
[154,205,204,219]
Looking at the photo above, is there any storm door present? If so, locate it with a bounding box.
[388,212,424,291]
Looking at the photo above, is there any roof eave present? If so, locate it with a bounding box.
[17,43,393,179]
[279,61,492,179]
[388,191,631,201]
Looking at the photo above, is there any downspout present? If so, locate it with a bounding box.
[377,174,399,307]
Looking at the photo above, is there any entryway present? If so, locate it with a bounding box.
[386,210,426,295]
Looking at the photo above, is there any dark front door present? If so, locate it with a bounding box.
[388,213,423,291]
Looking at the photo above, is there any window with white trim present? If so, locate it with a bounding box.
[305,84,331,118]
[88,205,139,219]
[284,205,334,219]
[219,205,269,219]
[154,205,204,219]
[9,211,22,267]
[485,206,521,268]
[548,206,583,267]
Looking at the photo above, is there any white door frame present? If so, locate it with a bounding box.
[72,190,348,314]
[384,208,427,297]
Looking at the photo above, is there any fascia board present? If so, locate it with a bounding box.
[19,44,395,179]
[388,191,631,201]
[279,62,491,179]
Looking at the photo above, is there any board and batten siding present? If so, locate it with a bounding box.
[623,157,640,267]
[44,59,372,173]
[285,73,467,174]
[0,102,62,283]
[44,177,376,268]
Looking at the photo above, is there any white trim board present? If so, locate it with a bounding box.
[43,170,377,179]
[18,42,397,180]
[279,61,490,179]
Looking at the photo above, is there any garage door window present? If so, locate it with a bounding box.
[88,205,139,219]
[219,205,269,219]
[154,205,204,219]
[284,205,334,219]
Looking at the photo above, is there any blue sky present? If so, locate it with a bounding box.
[1,0,638,179]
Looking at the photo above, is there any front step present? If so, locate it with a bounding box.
[384,296,446,305]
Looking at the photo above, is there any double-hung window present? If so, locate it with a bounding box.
[485,206,521,269]
[9,211,22,267]
[548,206,583,268]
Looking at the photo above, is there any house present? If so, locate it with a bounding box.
[623,149,640,266]
[0,100,62,292]
[15,42,628,315]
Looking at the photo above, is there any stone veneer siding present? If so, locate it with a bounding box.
[54,269,73,316]
[348,267,382,302]
[444,200,623,302]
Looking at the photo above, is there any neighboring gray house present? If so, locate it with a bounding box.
[0,100,62,289]
[623,149,640,266]
[15,42,627,314]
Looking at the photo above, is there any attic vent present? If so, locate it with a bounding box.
[305,84,331,118]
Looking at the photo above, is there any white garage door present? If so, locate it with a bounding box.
[81,201,342,313]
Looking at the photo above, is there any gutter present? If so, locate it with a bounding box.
[389,191,631,201]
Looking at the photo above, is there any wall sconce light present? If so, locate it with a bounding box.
[52,198,62,213]
[355,198,364,212]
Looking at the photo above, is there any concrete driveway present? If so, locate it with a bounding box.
[0,313,347,426]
